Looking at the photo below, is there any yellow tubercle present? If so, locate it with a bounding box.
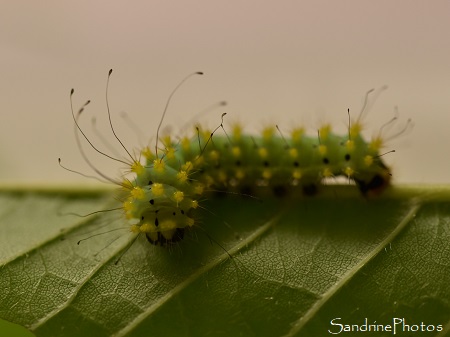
[217,170,228,183]
[319,124,331,140]
[124,196,133,205]
[125,213,134,220]
[292,169,302,180]
[191,200,199,209]
[232,146,241,158]
[161,230,176,241]
[258,147,268,159]
[161,135,172,146]
[262,169,272,180]
[130,224,140,233]
[193,183,205,195]
[322,167,333,177]
[186,217,195,227]
[182,161,194,172]
[177,170,188,183]
[160,219,177,231]
[194,155,205,167]
[364,155,374,167]
[181,137,191,151]
[200,129,211,142]
[203,175,214,187]
[121,179,133,190]
[153,159,166,172]
[140,223,155,233]
[151,183,165,196]
[141,147,154,161]
[291,127,304,142]
[344,166,354,177]
[235,168,245,180]
[173,191,184,203]
[131,161,145,175]
[346,140,355,152]
[164,146,176,160]
[208,150,219,161]
[131,187,146,200]
[369,136,383,151]
[289,148,298,159]
[232,123,242,140]
[350,122,363,138]
[262,127,275,140]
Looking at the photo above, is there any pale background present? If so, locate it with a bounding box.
[1,0,449,185]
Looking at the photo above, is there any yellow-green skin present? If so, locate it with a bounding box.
[123,124,391,245]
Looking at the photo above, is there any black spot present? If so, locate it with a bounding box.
[355,174,387,196]
[323,158,329,164]
[303,184,318,196]
[235,160,241,166]
[272,185,288,197]
[370,175,386,190]
[141,216,144,220]
[173,212,176,216]
[148,180,153,185]
[181,210,185,215]
[345,154,351,161]
[149,199,155,205]
[263,161,269,167]
[293,161,299,167]
[155,218,159,227]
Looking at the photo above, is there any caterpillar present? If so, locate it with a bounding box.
[65,70,400,247]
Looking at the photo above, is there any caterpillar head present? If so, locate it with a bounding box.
[124,181,200,246]
[123,152,204,246]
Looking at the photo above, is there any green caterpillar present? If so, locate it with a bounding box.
[123,121,390,245]
[68,70,394,246]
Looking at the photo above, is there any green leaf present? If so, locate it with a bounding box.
[1,186,450,337]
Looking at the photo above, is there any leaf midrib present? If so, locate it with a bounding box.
[113,210,285,337]
[281,199,422,336]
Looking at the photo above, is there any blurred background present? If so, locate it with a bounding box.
[1,0,449,185]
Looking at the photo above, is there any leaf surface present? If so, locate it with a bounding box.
[0,186,449,337]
